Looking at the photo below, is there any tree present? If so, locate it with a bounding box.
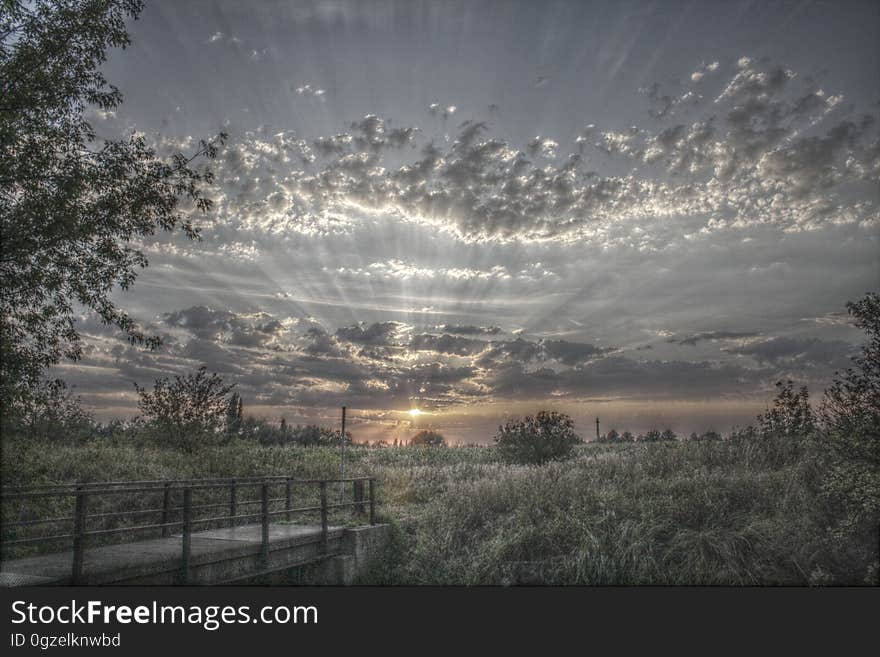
[0,0,225,406]
[0,377,94,443]
[639,429,663,442]
[817,292,879,565]
[411,430,446,447]
[821,292,880,456]
[757,380,815,439]
[599,428,620,443]
[134,367,235,452]
[494,411,581,465]
[226,392,243,435]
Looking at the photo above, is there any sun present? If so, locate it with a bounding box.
[408,408,423,418]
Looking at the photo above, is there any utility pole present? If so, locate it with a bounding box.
[339,406,346,499]
[596,417,600,442]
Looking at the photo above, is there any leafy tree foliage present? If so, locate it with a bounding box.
[598,428,620,443]
[494,411,581,465]
[820,292,879,458]
[0,378,93,443]
[247,420,352,447]
[757,380,815,439]
[134,367,235,452]
[411,430,447,447]
[637,428,676,442]
[817,292,879,562]
[0,0,225,405]
[226,392,243,435]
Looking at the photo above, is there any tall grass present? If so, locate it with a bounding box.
[1,438,874,584]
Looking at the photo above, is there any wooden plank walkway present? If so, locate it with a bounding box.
[0,522,343,586]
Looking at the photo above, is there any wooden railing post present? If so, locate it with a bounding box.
[161,483,171,537]
[180,487,192,584]
[285,478,293,522]
[353,479,365,516]
[319,481,328,553]
[261,482,270,567]
[229,479,237,527]
[369,478,376,525]
[71,487,87,584]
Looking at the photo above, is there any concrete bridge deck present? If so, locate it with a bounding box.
[0,522,389,586]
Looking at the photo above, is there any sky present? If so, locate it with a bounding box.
[59,0,879,443]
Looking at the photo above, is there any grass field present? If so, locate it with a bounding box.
[3,436,874,585]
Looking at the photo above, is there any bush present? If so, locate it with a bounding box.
[493,411,581,465]
[637,429,675,442]
[411,430,446,447]
[134,366,235,453]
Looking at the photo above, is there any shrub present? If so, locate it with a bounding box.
[493,411,581,465]
[598,428,620,443]
[134,366,235,453]
[411,430,446,447]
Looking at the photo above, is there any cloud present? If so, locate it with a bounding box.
[481,356,769,401]
[194,56,877,246]
[725,337,855,368]
[335,321,407,346]
[527,136,559,159]
[303,327,343,357]
[328,259,516,283]
[541,339,609,365]
[205,31,243,47]
[164,306,287,349]
[439,324,502,335]
[410,333,488,357]
[670,331,760,346]
[70,300,858,419]
[428,103,457,119]
[294,84,326,98]
[476,338,609,367]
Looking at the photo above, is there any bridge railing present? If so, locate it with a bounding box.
[0,476,377,584]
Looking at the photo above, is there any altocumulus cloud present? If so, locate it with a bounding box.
[159,56,879,253]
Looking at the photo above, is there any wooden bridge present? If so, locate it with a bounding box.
[0,476,389,586]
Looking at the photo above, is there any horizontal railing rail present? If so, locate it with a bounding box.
[1,476,377,584]
[1,476,373,497]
